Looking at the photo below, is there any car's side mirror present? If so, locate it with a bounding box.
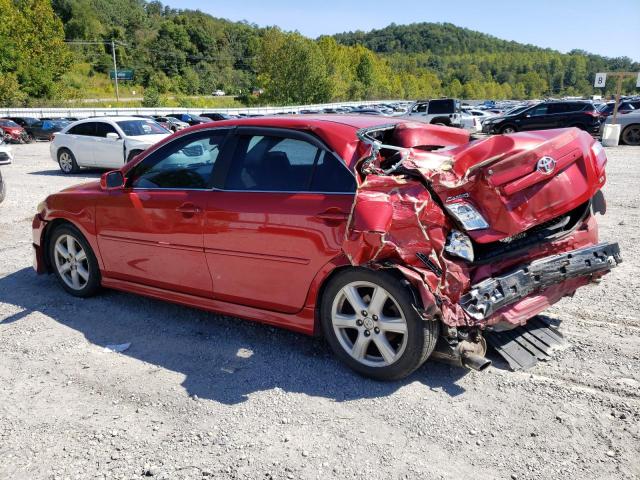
[106,132,120,141]
[100,170,125,190]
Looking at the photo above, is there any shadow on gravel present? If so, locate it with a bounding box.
[28,169,104,177]
[0,267,470,404]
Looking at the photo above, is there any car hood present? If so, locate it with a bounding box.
[60,180,102,194]
[126,134,171,145]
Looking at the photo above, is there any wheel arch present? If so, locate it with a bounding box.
[308,259,428,336]
[42,217,104,273]
[430,117,451,126]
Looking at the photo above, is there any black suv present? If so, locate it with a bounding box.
[482,101,601,135]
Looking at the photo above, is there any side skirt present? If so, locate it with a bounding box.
[100,276,315,335]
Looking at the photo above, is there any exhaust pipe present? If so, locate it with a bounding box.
[461,351,492,371]
[432,338,491,372]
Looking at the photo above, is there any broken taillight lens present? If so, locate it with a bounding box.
[445,230,475,262]
[445,202,489,231]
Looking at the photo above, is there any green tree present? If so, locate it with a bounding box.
[257,29,332,104]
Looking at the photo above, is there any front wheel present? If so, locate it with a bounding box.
[321,268,439,381]
[501,125,517,134]
[58,149,79,174]
[48,224,101,297]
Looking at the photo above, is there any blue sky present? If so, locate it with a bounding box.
[166,0,640,61]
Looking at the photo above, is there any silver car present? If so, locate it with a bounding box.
[604,111,640,146]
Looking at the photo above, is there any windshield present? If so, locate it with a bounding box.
[0,120,20,128]
[116,120,169,136]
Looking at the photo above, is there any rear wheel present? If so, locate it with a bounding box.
[501,125,517,134]
[57,149,79,174]
[622,124,640,146]
[48,224,101,297]
[321,268,439,381]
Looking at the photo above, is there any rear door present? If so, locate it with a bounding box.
[203,127,356,314]
[65,122,98,166]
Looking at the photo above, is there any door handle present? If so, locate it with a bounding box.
[315,209,349,223]
[176,203,202,215]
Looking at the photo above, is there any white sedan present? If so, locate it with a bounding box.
[0,145,13,165]
[50,117,171,174]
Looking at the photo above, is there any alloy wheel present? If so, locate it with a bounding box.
[53,234,90,290]
[331,281,408,368]
[59,152,73,173]
[623,126,640,146]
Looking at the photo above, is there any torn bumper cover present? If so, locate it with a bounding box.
[460,242,621,321]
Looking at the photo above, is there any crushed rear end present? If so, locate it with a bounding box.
[342,123,620,370]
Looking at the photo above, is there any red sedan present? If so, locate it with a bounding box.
[33,116,619,380]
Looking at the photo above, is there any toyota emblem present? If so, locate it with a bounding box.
[536,156,556,175]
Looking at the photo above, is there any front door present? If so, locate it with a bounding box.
[520,104,553,131]
[96,129,229,297]
[203,128,357,313]
[93,121,125,169]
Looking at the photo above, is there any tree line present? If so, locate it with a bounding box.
[0,0,637,106]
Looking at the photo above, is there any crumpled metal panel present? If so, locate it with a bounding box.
[341,123,610,329]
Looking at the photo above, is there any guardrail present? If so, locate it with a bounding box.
[0,100,406,118]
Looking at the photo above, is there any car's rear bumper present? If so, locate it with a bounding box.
[460,242,621,322]
[32,214,48,274]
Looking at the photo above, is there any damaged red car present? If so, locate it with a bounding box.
[32,116,620,380]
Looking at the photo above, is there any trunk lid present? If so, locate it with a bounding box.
[431,128,607,243]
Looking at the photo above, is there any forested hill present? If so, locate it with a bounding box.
[0,0,638,107]
[333,22,546,55]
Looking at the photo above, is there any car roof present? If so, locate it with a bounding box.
[169,115,411,168]
[79,116,147,122]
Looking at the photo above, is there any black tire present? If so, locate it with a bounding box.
[500,124,517,134]
[127,149,143,163]
[0,171,5,204]
[48,223,101,297]
[431,118,451,126]
[57,148,80,174]
[320,268,439,381]
[621,124,640,146]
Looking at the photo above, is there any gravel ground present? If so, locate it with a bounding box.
[1,142,639,480]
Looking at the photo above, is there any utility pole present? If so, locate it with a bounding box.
[65,40,126,102]
[111,39,120,102]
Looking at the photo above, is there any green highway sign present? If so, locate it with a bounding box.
[109,70,134,80]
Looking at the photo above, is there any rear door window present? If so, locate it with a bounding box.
[68,122,96,136]
[225,135,317,191]
[547,104,568,114]
[225,133,355,193]
[428,100,454,115]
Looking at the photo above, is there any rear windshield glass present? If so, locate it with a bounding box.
[116,120,169,136]
[0,120,20,127]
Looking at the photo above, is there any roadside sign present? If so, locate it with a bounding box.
[637,72,640,88]
[594,73,606,88]
[109,70,134,81]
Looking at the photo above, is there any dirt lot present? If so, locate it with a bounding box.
[1,142,639,480]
